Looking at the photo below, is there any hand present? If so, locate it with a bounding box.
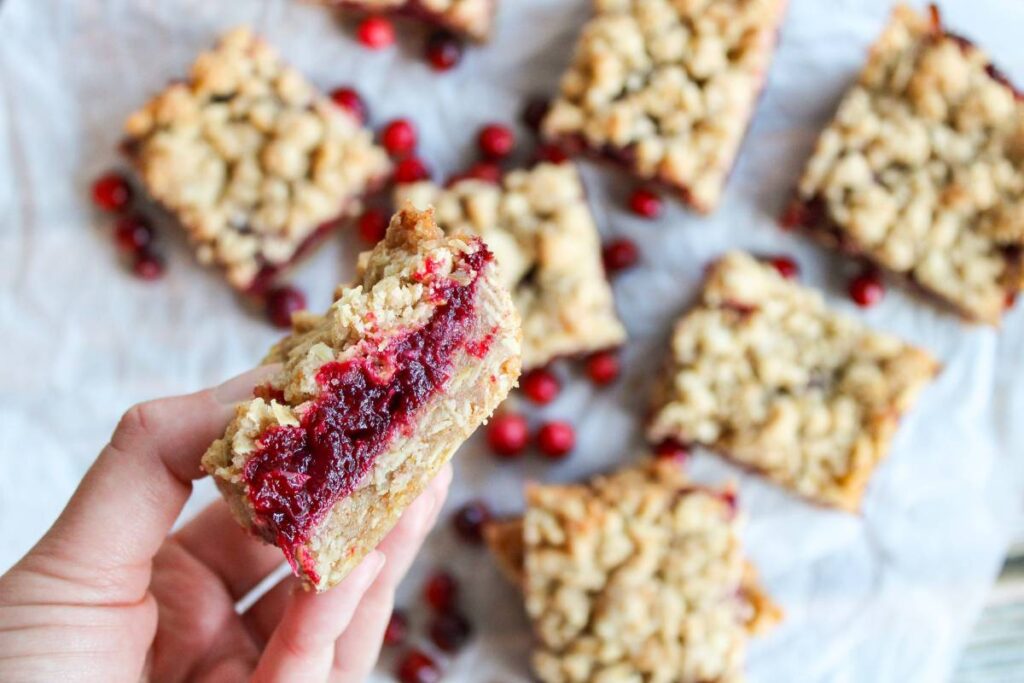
[0,368,451,682]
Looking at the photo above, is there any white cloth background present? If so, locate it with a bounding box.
[2,1,1023,681]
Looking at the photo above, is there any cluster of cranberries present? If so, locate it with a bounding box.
[355,15,464,72]
[91,171,166,280]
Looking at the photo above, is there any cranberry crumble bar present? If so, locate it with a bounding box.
[395,162,626,369]
[202,207,521,591]
[484,460,781,683]
[123,27,391,293]
[320,0,496,41]
[648,252,938,511]
[541,0,788,213]
[783,5,1024,324]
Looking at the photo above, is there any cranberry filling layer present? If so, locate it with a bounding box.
[243,245,492,577]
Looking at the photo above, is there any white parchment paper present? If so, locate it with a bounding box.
[2,1,1024,680]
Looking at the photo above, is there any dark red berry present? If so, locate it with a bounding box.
[357,16,395,50]
[465,161,502,183]
[720,489,738,513]
[381,119,417,156]
[265,285,307,328]
[585,350,620,386]
[453,499,492,544]
[602,238,639,274]
[132,249,165,280]
[423,571,458,611]
[1007,291,1018,310]
[114,215,153,253]
[393,156,431,184]
[487,412,529,458]
[330,87,367,124]
[520,368,560,405]
[383,609,408,647]
[92,172,132,212]
[769,255,799,279]
[535,143,567,164]
[396,649,442,683]
[653,439,689,464]
[429,610,473,653]
[521,97,550,133]
[477,124,515,160]
[536,421,574,460]
[848,271,885,308]
[357,208,389,243]
[629,188,662,219]
[425,30,463,71]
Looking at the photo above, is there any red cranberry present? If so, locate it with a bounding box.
[465,161,502,183]
[381,119,417,156]
[629,188,662,219]
[330,87,368,124]
[585,350,620,386]
[357,208,389,243]
[536,421,574,460]
[265,285,307,329]
[393,156,431,184]
[653,439,689,464]
[396,649,442,683]
[425,31,463,71]
[848,270,885,308]
[92,172,132,212]
[477,124,515,160]
[769,255,799,279]
[535,143,567,164]
[423,571,458,611]
[602,238,639,274]
[1007,291,1018,310]
[720,489,738,513]
[132,249,165,280]
[429,610,473,653]
[520,368,560,405]
[383,609,408,647]
[357,16,395,50]
[521,97,550,133]
[453,499,492,544]
[114,215,153,253]
[486,412,529,458]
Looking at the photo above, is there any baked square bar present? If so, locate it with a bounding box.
[782,5,1024,324]
[484,460,781,683]
[648,252,938,511]
[321,0,496,41]
[203,207,521,591]
[541,0,788,213]
[123,27,391,293]
[396,162,626,369]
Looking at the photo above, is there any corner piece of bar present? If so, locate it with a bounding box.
[202,206,521,591]
[322,0,496,41]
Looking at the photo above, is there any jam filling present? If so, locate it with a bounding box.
[243,245,493,578]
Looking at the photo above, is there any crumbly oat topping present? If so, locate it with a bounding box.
[541,0,787,212]
[793,5,1024,323]
[648,252,938,511]
[328,0,495,40]
[523,460,771,683]
[396,162,626,369]
[124,27,391,291]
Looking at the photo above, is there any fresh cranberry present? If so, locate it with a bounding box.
[653,439,689,464]
[396,649,442,683]
[114,215,153,253]
[393,156,431,184]
[383,609,408,647]
[453,499,492,544]
[1007,291,1018,310]
[720,489,738,513]
[330,87,368,124]
[132,250,165,280]
[357,208,389,243]
[520,368,560,405]
[848,270,885,308]
[381,119,417,157]
[521,97,550,133]
[602,238,639,274]
[536,421,574,460]
[357,16,395,50]
[486,412,529,458]
[423,571,458,611]
[429,610,473,653]
[478,124,515,160]
[629,188,662,219]
[769,255,799,279]
[585,350,620,386]
[425,30,463,71]
[265,285,307,329]
[92,172,132,212]
[535,143,567,164]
